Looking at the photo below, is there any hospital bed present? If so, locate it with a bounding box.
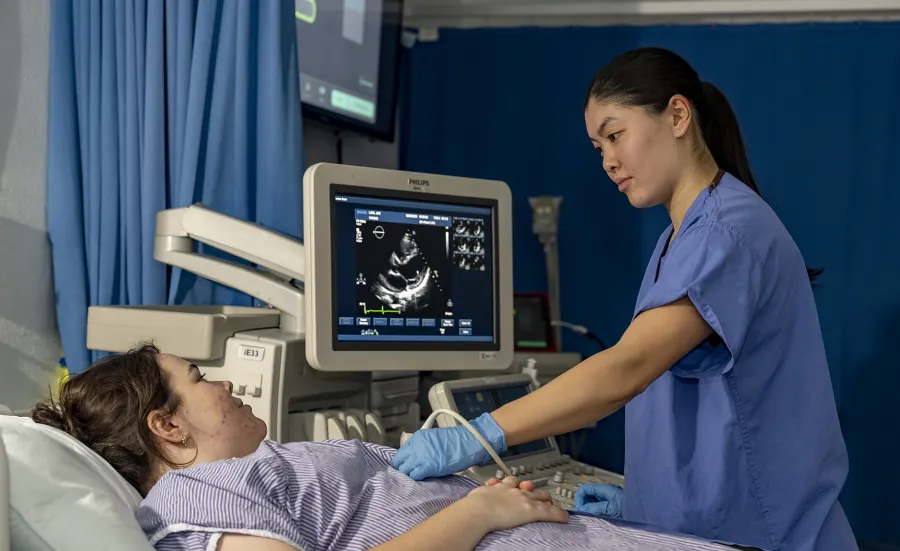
[0,408,156,551]
[2,407,750,551]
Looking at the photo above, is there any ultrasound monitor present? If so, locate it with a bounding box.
[303,163,514,372]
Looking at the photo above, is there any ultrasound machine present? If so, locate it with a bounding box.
[83,162,622,507]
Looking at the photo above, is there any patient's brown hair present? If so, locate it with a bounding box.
[32,343,181,496]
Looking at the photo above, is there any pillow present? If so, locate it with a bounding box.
[0,413,155,551]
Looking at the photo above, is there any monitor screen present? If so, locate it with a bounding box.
[330,185,499,351]
[451,382,553,462]
[295,0,403,141]
[514,294,554,350]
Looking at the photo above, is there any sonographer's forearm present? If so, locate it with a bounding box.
[491,346,640,447]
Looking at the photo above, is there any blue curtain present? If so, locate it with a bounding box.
[401,23,900,545]
[48,0,304,374]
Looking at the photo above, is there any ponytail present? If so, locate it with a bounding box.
[584,47,822,284]
[699,81,759,195]
[698,81,822,284]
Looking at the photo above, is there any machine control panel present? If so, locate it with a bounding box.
[468,454,624,510]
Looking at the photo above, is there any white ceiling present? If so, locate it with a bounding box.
[402,0,900,28]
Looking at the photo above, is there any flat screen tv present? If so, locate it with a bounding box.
[295,0,404,142]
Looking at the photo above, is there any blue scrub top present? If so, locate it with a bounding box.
[625,173,857,551]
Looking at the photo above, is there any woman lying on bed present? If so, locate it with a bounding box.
[32,344,729,551]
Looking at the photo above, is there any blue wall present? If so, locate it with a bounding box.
[400,22,900,544]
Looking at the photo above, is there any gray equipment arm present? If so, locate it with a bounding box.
[154,204,305,333]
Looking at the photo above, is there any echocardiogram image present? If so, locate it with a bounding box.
[356,222,452,316]
[452,219,485,271]
[471,253,484,271]
[453,236,484,255]
[453,218,484,237]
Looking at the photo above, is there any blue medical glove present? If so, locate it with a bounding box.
[574,484,624,519]
[392,412,507,480]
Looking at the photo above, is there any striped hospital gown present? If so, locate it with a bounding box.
[137,439,731,551]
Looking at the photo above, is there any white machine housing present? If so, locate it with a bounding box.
[86,163,516,446]
[428,373,624,511]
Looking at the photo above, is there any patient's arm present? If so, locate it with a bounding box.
[213,504,492,551]
[371,475,567,551]
[218,534,301,550]
[370,497,496,551]
[217,476,566,551]
[215,506,490,551]
[374,476,569,551]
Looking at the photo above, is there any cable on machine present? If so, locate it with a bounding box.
[551,320,608,351]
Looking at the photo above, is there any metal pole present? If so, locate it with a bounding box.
[529,196,564,349]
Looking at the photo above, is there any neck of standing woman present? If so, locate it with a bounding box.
[666,158,722,239]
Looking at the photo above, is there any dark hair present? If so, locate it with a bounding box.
[32,343,183,496]
[584,47,822,284]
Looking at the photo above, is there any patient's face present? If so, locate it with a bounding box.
[156,353,267,463]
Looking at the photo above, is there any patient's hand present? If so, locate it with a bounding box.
[485,476,534,492]
[464,475,568,533]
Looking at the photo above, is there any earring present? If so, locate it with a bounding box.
[180,434,187,447]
